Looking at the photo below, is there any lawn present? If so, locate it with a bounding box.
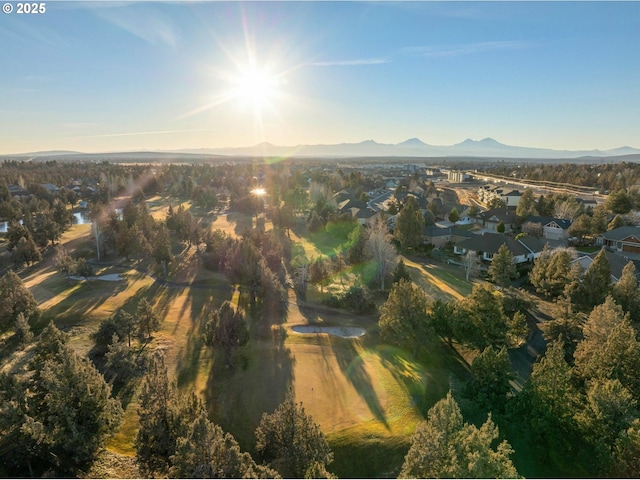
[402,255,476,300]
[204,289,454,478]
[10,205,470,478]
[307,220,360,257]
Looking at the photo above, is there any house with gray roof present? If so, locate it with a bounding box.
[522,216,573,241]
[422,225,475,248]
[572,248,640,283]
[474,208,518,233]
[454,233,545,263]
[596,226,640,254]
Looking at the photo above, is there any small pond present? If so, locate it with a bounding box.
[291,325,366,338]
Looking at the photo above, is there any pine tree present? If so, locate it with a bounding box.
[136,298,161,341]
[574,249,611,310]
[611,261,640,322]
[203,301,249,368]
[394,196,424,249]
[400,392,518,478]
[14,312,33,349]
[379,279,431,357]
[255,392,333,478]
[171,410,278,479]
[465,346,514,410]
[488,243,517,288]
[136,353,200,476]
[0,270,40,332]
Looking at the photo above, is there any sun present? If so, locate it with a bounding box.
[232,66,277,111]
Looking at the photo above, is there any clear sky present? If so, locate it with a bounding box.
[1,1,639,154]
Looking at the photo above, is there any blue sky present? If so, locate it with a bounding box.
[1,1,639,154]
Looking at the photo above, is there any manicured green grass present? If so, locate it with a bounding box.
[308,221,359,257]
[576,246,600,253]
[427,267,475,297]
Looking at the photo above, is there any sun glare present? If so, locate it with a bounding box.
[232,67,277,111]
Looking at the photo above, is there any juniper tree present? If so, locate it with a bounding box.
[379,279,431,357]
[488,243,517,288]
[400,392,518,478]
[170,410,279,479]
[255,392,334,478]
[203,301,249,368]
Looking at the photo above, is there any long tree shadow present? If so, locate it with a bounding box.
[176,281,232,389]
[329,336,389,429]
[204,307,295,454]
[40,278,130,329]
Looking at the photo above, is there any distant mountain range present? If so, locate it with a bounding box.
[171,137,640,159]
[5,137,640,160]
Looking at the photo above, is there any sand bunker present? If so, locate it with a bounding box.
[291,325,366,338]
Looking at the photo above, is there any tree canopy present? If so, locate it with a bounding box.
[255,392,334,478]
[379,279,432,357]
[400,392,518,478]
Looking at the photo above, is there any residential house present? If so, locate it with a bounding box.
[596,226,640,254]
[368,190,393,212]
[522,216,573,241]
[474,208,518,233]
[422,225,475,248]
[8,184,30,197]
[571,248,640,283]
[350,207,379,226]
[502,190,522,207]
[477,185,522,207]
[454,233,545,264]
[40,183,60,193]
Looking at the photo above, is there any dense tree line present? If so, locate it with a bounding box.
[487,161,640,194]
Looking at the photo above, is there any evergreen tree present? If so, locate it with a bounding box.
[608,214,625,231]
[394,196,424,249]
[568,213,592,242]
[170,410,278,479]
[392,258,412,285]
[136,353,200,476]
[614,419,640,477]
[591,204,608,234]
[540,296,585,360]
[575,379,638,471]
[455,283,510,349]
[448,207,460,223]
[0,270,40,332]
[516,189,537,217]
[400,392,518,478]
[136,298,161,341]
[574,249,611,310]
[203,301,249,368]
[519,339,581,456]
[611,261,640,322]
[153,224,173,277]
[574,297,640,397]
[0,323,123,474]
[465,346,514,410]
[379,279,431,357]
[488,243,517,288]
[14,312,33,349]
[255,392,334,478]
